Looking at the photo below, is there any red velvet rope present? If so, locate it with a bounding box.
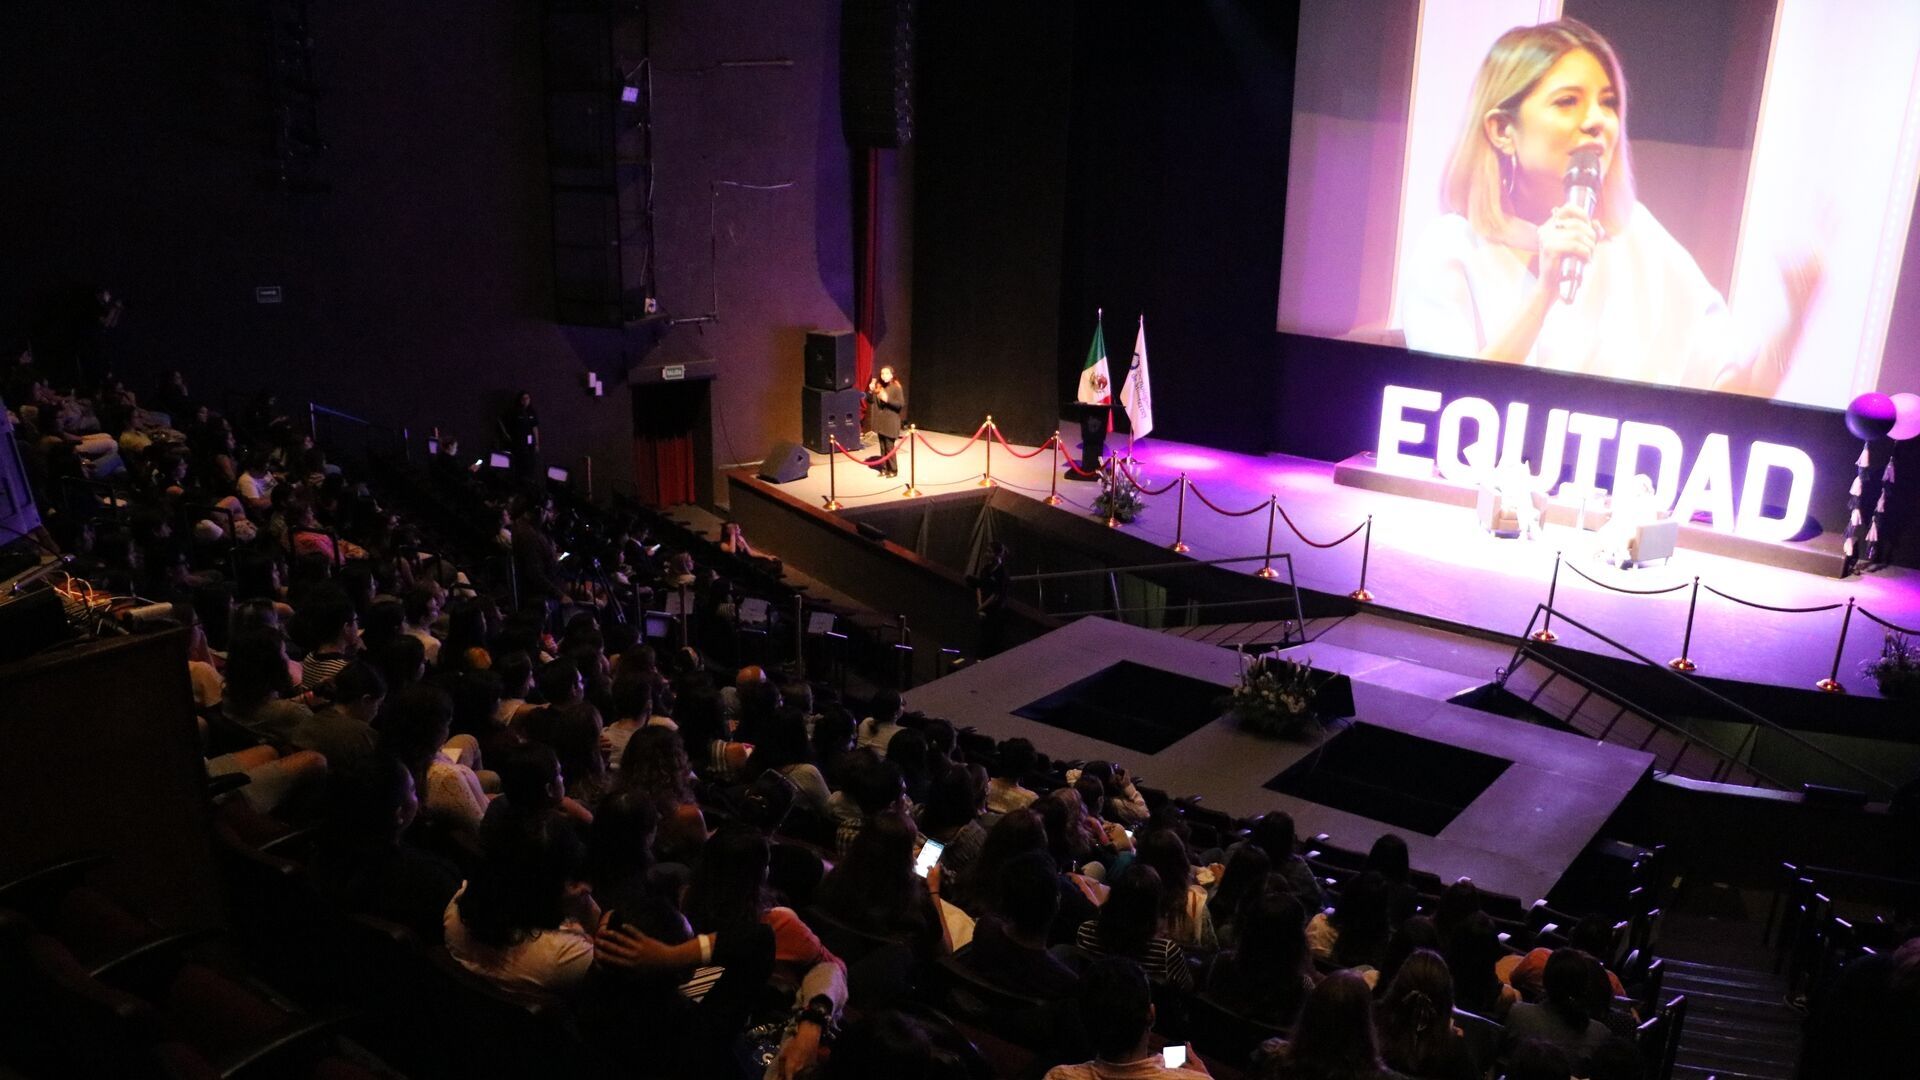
[914,425,989,458]
[1187,483,1270,518]
[1063,457,1106,478]
[988,425,1057,460]
[1117,458,1182,497]
[832,438,903,466]
[1274,504,1367,549]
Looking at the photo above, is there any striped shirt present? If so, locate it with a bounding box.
[1074,919,1193,992]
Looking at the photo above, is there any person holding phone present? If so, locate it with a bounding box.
[1043,957,1210,1079]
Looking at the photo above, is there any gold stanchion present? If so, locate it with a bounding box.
[1170,474,1191,553]
[824,436,842,510]
[1255,496,1280,578]
[1044,432,1064,505]
[978,416,996,487]
[1104,455,1120,529]
[903,425,922,497]
[1531,552,1561,642]
[1669,577,1699,672]
[1817,598,1854,693]
[1348,514,1375,602]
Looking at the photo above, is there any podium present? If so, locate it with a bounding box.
[1061,403,1114,477]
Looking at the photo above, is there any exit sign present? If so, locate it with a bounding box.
[254,286,283,304]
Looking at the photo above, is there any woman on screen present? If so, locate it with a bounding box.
[1401,19,1819,397]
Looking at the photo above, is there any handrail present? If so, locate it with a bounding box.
[1509,603,1898,798]
[1010,552,1302,582]
[308,400,410,462]
[1017,551,1309,645]
[1510,630,1779,789]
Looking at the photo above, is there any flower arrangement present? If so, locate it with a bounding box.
[1861,631,1920,700]
[1094,464,1146,524]
[1226,653,1323,738]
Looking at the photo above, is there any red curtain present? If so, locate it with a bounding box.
[632,431,695,506]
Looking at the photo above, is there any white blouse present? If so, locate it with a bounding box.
[1402,203,1759,391]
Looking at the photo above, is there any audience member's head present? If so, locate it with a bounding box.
[1209,843,1272,928]
[587,788,659,896]
[1133,829,1197,920]
[494,742,566,814]
[1095,865,1165,957]
[971,808,1047,917]
[1079,957,1157,1063]
[1285,970,1386,1077]
[1223,884,1310,1012]
[1434,877,1483,941]
[1447,910,1508,1014]
[1330,870,1394,968]
[683,824,771,933]
[869,688,904,724]
[453,814,590,948]
[843,753,908,817]
[998,851,1061,942]
[1542,948,1597,1028]
[617,726,695,807]
[993,737,1037,781]
[1377,948,1457,1077]
[325,660,387,722]
[1248,810,1301,864]
[917,765,984,837]
[1378,914,1443,990]
[377,684,455,779]
[1364,833,1411,885]
[322,754,417,845]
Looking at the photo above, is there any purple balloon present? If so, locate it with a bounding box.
[1846,392,1897,441]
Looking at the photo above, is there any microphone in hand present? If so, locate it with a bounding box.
[1557,145,1603,304]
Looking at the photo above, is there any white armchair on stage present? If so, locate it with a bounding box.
[1625,519,1679,568]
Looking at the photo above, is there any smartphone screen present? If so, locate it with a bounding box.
[1161,1045,1187,1068]
[914,838,945,878]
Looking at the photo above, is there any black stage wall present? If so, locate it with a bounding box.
[1057,1,1297,456]
[910,2,1077,445]
[911,0,1298,451]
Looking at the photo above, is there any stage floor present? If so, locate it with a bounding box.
[770,429,1920,696]
[907,617,1653,904]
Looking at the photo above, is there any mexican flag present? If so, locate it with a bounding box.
[1078,313,1113,430]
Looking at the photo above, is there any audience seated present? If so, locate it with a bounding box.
[1209,883,1315,1028]
[309,753,461,940]
[1251,969,1405,1080]
[958,849,1082,1000]
[1309,871,1395,981]
[1075,865,1195,993]
[1375,949,1477,1080]
[1046,957,1212,1079]
[815,808,947,960]
[1498,950,1612,1073]
[443,813,599,995]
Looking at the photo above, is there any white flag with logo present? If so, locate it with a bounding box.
[1119,315,1154,438]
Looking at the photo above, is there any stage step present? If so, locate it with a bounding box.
[1501,655,1773,789]
[1662,959,1802,1080]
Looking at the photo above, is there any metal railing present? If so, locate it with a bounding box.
[307,401,409,462]
[1012,551,1310,643]
[1505,603,1899,799]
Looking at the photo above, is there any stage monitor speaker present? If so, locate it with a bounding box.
[802,386,864,455]
[804,330,857,390]
[757,441,811,484]
[840,0,914,148]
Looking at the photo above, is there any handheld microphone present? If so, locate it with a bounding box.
[1558,145,1603,304]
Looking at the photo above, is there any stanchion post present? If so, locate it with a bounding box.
[1044,432,1064,506]
[1170,474,1191,553]
[1817,598,1854,693]
[1348,515,1375,602]
[903,425,922,497]
[1670,576,1699,672]
[1256,496,1281,579]
[824,436,843,510]
[1531,552,1562,642]
[978,415,995,487]
[1104,454,1120,529]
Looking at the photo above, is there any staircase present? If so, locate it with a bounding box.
[1498,650,1772,789]
[1662,958,1801,1079]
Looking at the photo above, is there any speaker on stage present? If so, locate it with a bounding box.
[757,441,811,484]
[802,386,864,454]
[804,330,857,390]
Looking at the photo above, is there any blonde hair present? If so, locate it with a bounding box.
[1442,19,1636,239]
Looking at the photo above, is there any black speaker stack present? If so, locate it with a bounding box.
[801,331,862,454]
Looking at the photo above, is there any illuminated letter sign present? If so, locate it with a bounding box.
[1375,387,1818,540]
